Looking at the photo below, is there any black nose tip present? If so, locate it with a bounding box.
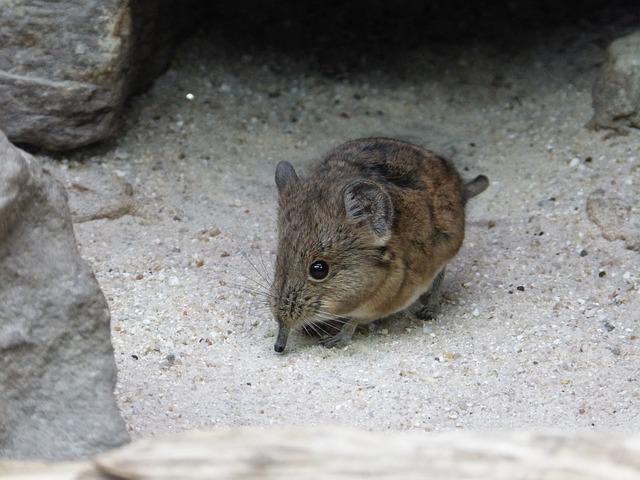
[274,343,285,353]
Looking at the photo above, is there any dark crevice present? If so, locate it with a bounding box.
[189,0,639,76]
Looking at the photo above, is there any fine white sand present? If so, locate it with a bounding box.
[44,22,639,437]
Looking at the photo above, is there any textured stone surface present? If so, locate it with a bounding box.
[0,1,199,151]
[0,130,129,460]
[589,31,640,133]
[0,1,129,150]
[4,429,640,479]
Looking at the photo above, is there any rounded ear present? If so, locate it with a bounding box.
[343,180,393,241]
[275,161,299,194]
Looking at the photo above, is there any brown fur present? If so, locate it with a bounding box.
[270,137,487,351]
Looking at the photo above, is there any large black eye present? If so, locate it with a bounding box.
[309,260,329,280]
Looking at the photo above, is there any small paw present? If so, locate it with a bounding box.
[415,306,439,321]
[319,334,351,349]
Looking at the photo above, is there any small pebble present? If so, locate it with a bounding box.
[579,250,588,257]
[472,308,480,317]
[516,286,525,292]
[186,93,194,100]
[160,353,176,368]
[114,150,129,161]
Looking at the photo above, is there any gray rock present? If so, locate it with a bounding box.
[587,189,640,252]
[589,31,640,133]
[0,1,200,151]
[0,130,129,459]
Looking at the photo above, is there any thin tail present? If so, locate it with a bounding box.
[463,175,489,201]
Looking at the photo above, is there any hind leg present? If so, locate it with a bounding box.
[415,268,445,321]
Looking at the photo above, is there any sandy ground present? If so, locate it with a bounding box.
[42,21,639,437]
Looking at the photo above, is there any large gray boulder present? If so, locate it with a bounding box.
[589,31,640,133]
[0,1,198,151]
[0,130,129,459]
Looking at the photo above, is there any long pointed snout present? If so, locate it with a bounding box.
[274,324,290,353]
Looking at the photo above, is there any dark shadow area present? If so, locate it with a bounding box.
[128,0,208,94]
[25,0,637,158]
[196,0,639,76]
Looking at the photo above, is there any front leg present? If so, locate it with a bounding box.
[416,268,445,321]
[320,318,357,348]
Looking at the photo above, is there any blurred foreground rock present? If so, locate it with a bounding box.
[0,130,128,459]
[1,428,640,479]
[589,31,640,133]
[0,1,200,151]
